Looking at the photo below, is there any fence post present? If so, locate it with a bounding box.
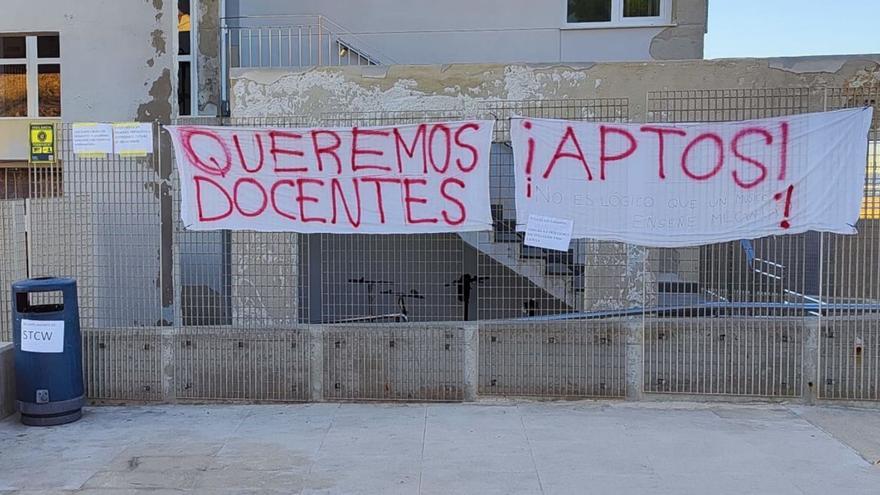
[160,326,177,402]
[157,123,175,326]
[802,317,819,404]
[309,324,324,401]
[463,323,479,401]
[625,316,644,401]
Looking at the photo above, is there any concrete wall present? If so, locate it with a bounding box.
[77,316,880,404]
[0,343,14,419]
[227,0,706,64]
[230,56,880,120]
[0,200,26,342]
[0,0,176,161]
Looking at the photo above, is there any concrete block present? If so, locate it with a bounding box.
[478,320,626,398]
[644,318,804,397]
[83,328,163,402]
[818,317,880,400]
[174,327,310,402]
[323,323,465,401]
[0,342,15,419]
[230,232,301,327]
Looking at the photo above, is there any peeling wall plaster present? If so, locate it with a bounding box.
[232,56,880,122]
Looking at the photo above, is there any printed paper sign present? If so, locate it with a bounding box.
[524,214,573,251]
[166,121,495,233]
[20,319,65,353]
[512,108,873,247]
[72,123,114,156]
[113,122,153,156]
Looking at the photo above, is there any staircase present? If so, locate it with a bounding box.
[459,204,585,310]
[222,14,394,69]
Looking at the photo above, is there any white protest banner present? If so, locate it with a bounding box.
[167,121,495,233]
[72,123,113,156]
[511,108,873,247]
[113,122,153,156]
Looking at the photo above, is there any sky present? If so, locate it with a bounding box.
[704,0,880,59]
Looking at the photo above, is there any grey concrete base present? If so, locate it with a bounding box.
[1,402,880,494]
[74,317,880,405]
[0,343,14,420]
[18,395,85,426]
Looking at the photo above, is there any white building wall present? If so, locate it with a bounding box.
[0,0,177,161]
[226,0,706,65]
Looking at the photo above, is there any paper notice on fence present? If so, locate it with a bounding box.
[524,214,573,251]
[166,120,495,233]
[511,108,873,247]
[113,122,153,156]
[72,123,113,156]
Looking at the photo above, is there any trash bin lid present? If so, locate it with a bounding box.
[12,277,77,293]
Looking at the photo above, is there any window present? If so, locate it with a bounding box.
[177,0,198,116]
[0,34,61,118]
[566,0,670,26]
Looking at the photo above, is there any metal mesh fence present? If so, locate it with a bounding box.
[25,123,165,330]
[175,327,310,402]
[0,196,25,341]
[819,86,880,400]
[323,324,464,401]
[642,88,815,396]
[479,320,626,398]
[0,89,877,402]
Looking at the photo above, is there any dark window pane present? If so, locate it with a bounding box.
[0,36,26,58]
[178,61,191,116]
[0,64,27,116]
[624,0,661,17]
[37,35,60,58]
[568,0,612,22]
[179,31,191,55]
[38,64,61,117]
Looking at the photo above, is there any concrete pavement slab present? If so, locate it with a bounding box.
[1,402,879,494]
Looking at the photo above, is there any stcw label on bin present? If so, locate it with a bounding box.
[20,319,65,353]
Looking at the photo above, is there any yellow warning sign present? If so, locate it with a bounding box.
[29,123,56,164]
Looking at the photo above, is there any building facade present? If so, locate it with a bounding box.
[0,0,708,167]
[226,0,708,65]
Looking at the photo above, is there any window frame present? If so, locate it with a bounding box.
[176,0,199,116]
[0,34,61,119]
[563,0,673,29]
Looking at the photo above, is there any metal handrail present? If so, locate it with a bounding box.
[221,14,395,67]
[219,14,396,115]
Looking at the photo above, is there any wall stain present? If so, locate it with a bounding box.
[151,29,166,56]
[137,69,172,123]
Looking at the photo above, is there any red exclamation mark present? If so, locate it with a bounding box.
[524,120,535,198]
[773,184,794,229]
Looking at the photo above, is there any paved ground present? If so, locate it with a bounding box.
[1,401,879,494]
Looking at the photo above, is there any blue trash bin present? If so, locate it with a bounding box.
[12,277,84,426]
